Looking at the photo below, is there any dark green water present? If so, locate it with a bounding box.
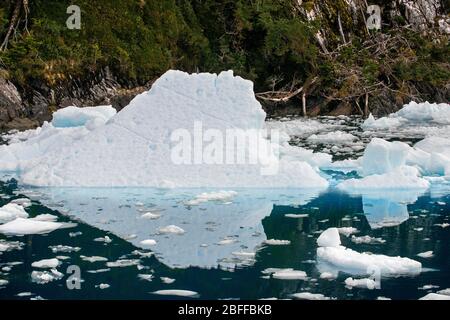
[1,179,449,300]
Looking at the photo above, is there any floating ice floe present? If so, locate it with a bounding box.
[140,212,161,220]
[31,214,58,222]
[106,259,140,268]
[264,239,291,245]
[338,166,430,191]
[344,277,377,289]
[337,227,358,237]
[80,255,108,263]
[160,277,176,284]
[31,258,59,269]
[96,283,110,289]
[185,191,238,206]
[94,236,112,243]
[0,218,63,236]
[337,134,450,192]
[417,251,434,258]
[0,203,28,223]
[151,289,199,297]
[291,292,331,300]
[363,101,450,130]
[140,239,157,246]
[307,131,357,144]
[419,293,450,300]
[319,272,336,280]
[272,269,308,280]
[316,228,422,277]
[0,240,24,253]
[351,235,386,244]
[157,225,185,235]
[3,70,329,188]
[49,245,80,253]
[31,269,63,284]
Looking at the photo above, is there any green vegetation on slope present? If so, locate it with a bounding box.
[0,0,449,115]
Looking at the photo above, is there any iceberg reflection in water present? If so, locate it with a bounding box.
[28,187,324,269]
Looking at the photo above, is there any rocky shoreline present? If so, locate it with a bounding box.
[1,69,449,132]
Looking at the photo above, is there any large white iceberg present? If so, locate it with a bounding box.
[2,70,328,188]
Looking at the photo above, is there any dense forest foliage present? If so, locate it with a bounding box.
[0,0,449,119]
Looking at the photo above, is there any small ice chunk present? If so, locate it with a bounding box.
[272,269,307,280]
[344,277,377,289]
[10,198,32,207]
[31,269,63,284]
[106,259,140,268]
[285,213,309,218]
[0,218,62,235]
[264,239,291,245]
[141,212,161,219]
[96,283,110,289]
[160,277,176,284]
[157,225,185,235]
[80,255,108,263]
[152,289,199,297]
[319,272,336,280]
[31,258,59,269]
[419,293,450,300]
[0,279,8,286]
[417,251,434,258]
[317,228,422,276]
[217,238,237,245]
[94,236,112,243]
[140,239,157,246]
[0,203,29,223]
[49,245,80,253]
[31,214,58,222]
[317,228,341,247]
[337,227,358,237]
[291,292,331,300]
[185,191,238,206]
[351,235,386,244]
[138,274,154,282]
[437,288,450,296]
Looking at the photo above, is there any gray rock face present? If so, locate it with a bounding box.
[0,77,25,129]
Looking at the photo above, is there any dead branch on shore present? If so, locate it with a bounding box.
[256,77,318,102]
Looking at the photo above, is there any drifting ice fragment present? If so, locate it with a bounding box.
[316,228,421,276]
